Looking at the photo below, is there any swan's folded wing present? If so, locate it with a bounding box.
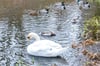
[37,46,63,57]
[28,40,63,57]
[32,46,58,57]
[34,40,62,48]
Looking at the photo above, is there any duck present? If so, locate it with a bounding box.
[72,16,80,24]
[51,2,66,15]
[83,2,90,9]
[76,0,90,10]
[39,31,56,37]
[27,32,67,57]
[28,8,49,16]
[39,8,49,15]
[28,10,38,16]
[53,2,66,11]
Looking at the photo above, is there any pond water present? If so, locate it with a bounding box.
[0,0,100,66]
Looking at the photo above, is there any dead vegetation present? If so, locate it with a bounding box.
[82,49,100,60]
[71,39,100,66]
[83,61,100,66]
[81,39,95,47]
[71,39,95,49]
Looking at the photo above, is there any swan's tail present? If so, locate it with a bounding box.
[58,47,69,61]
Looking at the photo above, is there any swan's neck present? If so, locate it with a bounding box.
[31,33,40,41]
[34,36,40,41]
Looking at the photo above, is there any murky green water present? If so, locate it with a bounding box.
[0,0,100,66]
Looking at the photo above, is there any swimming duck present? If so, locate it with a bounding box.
[51,2,66,15]
[28,8,49,16]
[83,2,90,9]
[53,2,66,11]
[39,8,49,15]
[40,31,56,37]
[72,16,80,24]
[28,10,38,16]
[27,32,67,57]
[77,0,90,10]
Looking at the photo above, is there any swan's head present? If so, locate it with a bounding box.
[27,32,40,41]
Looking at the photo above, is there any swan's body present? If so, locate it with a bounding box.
[27,32,66,57]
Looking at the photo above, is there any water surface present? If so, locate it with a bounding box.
[0,0,100,66]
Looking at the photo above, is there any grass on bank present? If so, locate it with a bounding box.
[83,16,100,40]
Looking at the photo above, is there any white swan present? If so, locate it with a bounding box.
[27,32,67,57]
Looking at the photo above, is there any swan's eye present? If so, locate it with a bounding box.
[27,36,30,39]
